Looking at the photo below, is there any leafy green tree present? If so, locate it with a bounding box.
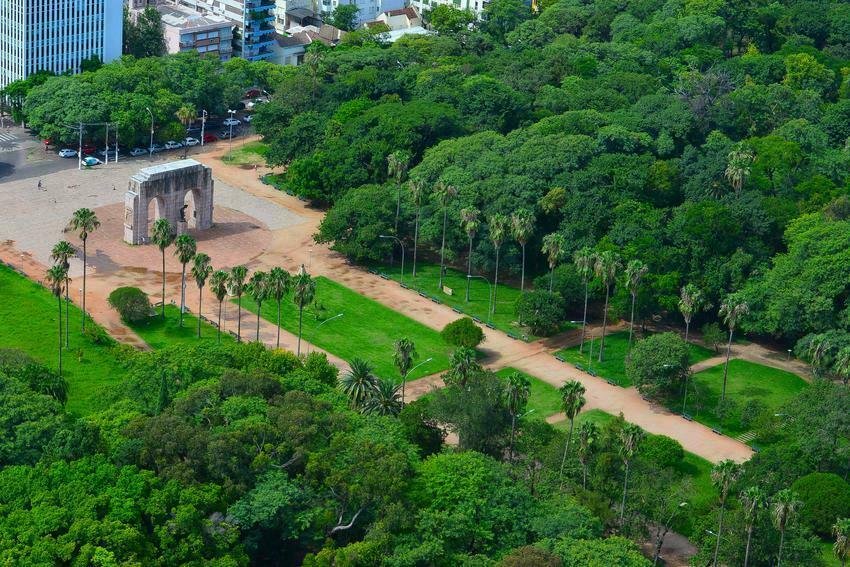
[107,287,151,323]
[150,218,174,320]
[173,234,197,328]
[771,489,802,567]
[441,317,485,348]
[461,207,481,301]
[209,270,229,343]
[315,184,395,261]
[505,372,530,459]
[363,378,402,416]
[625,332,690,399]
[791,472,850,538]
[574,247,595,353]
[228,265,248,342]
[45,265,67,376]
[483,0,529,41]
[427,5,475,35]
[594,251,621,363]
[393,337,417,404]
[711,459,742,567]
[248,271,269,342]
[123,6,166,58]
[619,423,645,525]
[267,267,291,349]
[69,208,99,331]
[516,290,565,336]
[327,4,359,31]
[542,536,649,567]
[292,268,316,356]
[783,53,835,96]
[558,380,586,486]
[50,241,75,348]
[542,233,566,293]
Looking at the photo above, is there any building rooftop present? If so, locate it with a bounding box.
[132,159,206,182]
[157,4,231,30]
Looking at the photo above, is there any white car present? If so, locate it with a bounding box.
[223,118,241,127]
[184,137,200,146]
[164,140,183,150]
[244,114,253,123]
[149,144,164,153]
[82,156,102,167]
[58,149,76,158]
[130,147,148,157]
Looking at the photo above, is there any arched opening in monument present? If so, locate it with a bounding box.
[182,189,198,229]
[146,195,165,238]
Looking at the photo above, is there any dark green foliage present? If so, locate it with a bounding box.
[638,435,684,469]
[539,536,650,566]
[123,6,166,58]
[515,290,566,336]
[498,546,563,567]
[326,4,359,31]
[791,472,850,538]
[625,332,690,398]
[107,286,152,323]
[701,323,725,353]
[441,317,485,348]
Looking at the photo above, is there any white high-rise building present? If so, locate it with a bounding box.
[0,0,123,90]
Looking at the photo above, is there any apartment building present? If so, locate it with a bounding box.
[158,3,234,60]
[0,0,123,89]
[171,0,276,60]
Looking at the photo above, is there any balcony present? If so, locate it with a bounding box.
[245,0,275,11]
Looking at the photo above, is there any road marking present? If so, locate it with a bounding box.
[0,132,16,142]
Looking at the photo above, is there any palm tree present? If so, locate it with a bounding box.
[719,295,749,407]
[618,423,645,524]
[574,247,595,353]
[576,421,597,490]
[387,150,410,235]
[678,283,706,344]
[45,265,67,377]
[292,266,316,356]
[460,207,480,302]
[175,104,195,158]
[190,253,212,338]
[834,348,850,386]
[542,233,566,293]
[228,265,248,342]
[340,358,378,409]
[248,271,269,342]
[174,234,197,327]
[807,334,832,378]
[594,250,621,363]
[209,270,228,343]
[488,213,509,314]
[448,346,480,388]
[740,486,767,567]
[393,337,417,404]
[409,178,425,280]
[771,489,801,567]
[833,518,850,567]
[363,378,403,416]
[69,208,100,330]
[150,218,174,320]
[505,372,530,459]
[511,209,535,292]
[267,267,291,349]
[434,181,457,290]
[50,240,75,348]
[624,259,648,354]
[725,146,755,193]
[711,459,742,567]
[558,380,586,486]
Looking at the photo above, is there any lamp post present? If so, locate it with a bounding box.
[200,109,208,146]
[379,235,405,284]
[227,109,236,154]
[467,274,493,323]
[145,107,154,158]
[309,312,344,354]
[652,503,688,566]
[402,356,433,404]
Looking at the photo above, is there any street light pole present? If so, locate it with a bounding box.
[402,356,433,404]
[309,312,344,354]
[467,274,493,323]
[200,109,207,146]
[77,122,83,170]
[227,109,236,154]
[379,235,405,284]
[145,107,154,158]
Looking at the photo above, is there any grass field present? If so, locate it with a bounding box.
[374,262,540,337]
[223,141,268,166]
[237,276,452,380]
[0,265,127,415]
[495,367,563,417]
[127,305,234,350]
[680,359,808,436]
[558,331,716,387]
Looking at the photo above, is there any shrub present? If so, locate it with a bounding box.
[638,435,684,469]
[791,472,850,537]
[107,287,152,323]
[83,325,117,347]
[625,332,690,399]
[515,290,566,336]
[533,264,585,310]
[441,317,485,348]
[498,546,563,567]
[701,322,725,353]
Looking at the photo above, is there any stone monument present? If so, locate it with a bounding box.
[123,159,214,245]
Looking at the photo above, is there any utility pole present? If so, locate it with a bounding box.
[77,123,83,170]
[200,110,207,146]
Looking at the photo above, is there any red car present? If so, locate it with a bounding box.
[81,144,96,155]
[202,133,218,143]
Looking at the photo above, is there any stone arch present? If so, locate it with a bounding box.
[124,160,214,245]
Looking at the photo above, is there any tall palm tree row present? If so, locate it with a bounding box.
[150,218,175,320]
[488,213,509,314]
[408,178,425,280]
[740,486,767,567]
[50,240,75,348]
[174,234,197,327]
[209,270,229,343]
[45,264,67,376]
[267,267,291,349]
[69,208,100,331]
[393,337,417,404]
[593,250,621,363]
[228,265,248,342]
[573,247,595,354]
[505,372,530,460]
[541,233,566,293]
[558,380,586,487]
[618,423,644,525]
[771,489,801,567]
[248,271,269,342]
[710,459,741,567]
[190,253,212,338]
[292,266,316,356]
[434,181,457,290]
[460,207,480,302]
[510,209,535,293]
[624,259,648,355]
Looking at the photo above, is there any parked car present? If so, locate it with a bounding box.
[184,137,200,146]
[164,140,183,150]
[98,148,120,158]
[244,114,253,123]
[129,147,148,157]
[58,149,77,158]
[223,118,241,127]
[219,129,239,139]
[81,156,101,166]
[149,144,164,153]
[202,133,218,144]
[81,144,96,155]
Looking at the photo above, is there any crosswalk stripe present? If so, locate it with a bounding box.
[0,133,16,142]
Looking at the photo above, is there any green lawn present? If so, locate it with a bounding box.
[373,261,542,338]
[127,305,234,350]
[237,276,452,380]
[0,265,127,415]
[680,359,808,436]
[495,367,563,417]
[558,331,716,387]
[820,541,841,566]
[223,141,268,166]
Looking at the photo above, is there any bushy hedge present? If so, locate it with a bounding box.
[791,472,850,537]
[108,287,151,323]
[441,317,485,348]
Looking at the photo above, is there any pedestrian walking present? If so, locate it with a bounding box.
[37,180,42,190]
